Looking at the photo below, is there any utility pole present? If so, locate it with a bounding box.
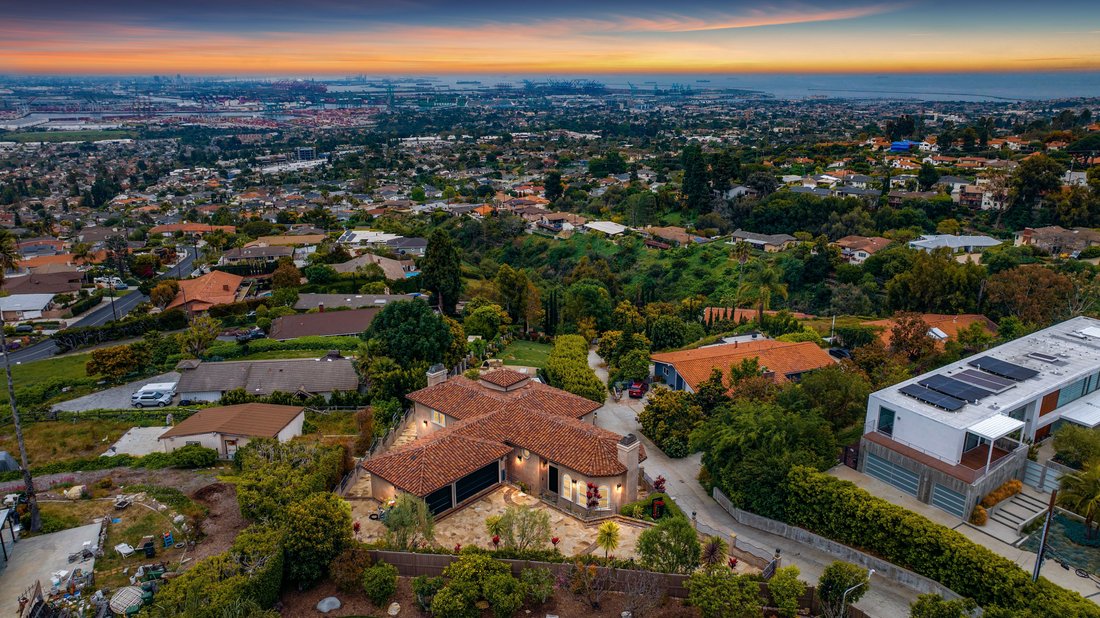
[0,319,40,532]
[1033,489,1058,582]
[108,279,118,322]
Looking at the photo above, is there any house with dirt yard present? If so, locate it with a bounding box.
[158,402,305,458]
[364,368,644,517]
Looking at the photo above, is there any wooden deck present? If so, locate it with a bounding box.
[863,432,1014,484]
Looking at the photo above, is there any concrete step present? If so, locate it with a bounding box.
[1014,493,1049,511]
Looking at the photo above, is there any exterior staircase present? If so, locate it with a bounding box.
[986,490,1049,543]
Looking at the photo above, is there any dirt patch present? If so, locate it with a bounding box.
[279,577,701,617]
[188,482,247,563]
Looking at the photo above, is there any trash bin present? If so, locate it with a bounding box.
[143,542,155,558]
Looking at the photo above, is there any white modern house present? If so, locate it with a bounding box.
[908,234,1002,254]
[860,316,1100,518]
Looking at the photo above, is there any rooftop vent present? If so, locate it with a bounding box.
[1028,352,1059,363]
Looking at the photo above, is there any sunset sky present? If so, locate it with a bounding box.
[2,0,1099,75]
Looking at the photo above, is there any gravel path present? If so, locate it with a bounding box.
[51,371,181,412]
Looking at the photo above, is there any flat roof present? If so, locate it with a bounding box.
[968,415,1024,440]
[1061,396,1100,428]
[873,316,1100,430]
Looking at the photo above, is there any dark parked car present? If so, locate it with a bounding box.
[628,381,649,398]
[828,348,852,360]
[236,327,267,343]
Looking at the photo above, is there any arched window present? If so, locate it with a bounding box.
[562,474,574,503]
[598,485,611,510]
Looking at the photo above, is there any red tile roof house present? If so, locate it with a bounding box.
[651,339,834,392]
[364,368,645,517]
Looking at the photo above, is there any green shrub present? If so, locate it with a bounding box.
[520,567,555,604]
[619,493,685,522]
[330,545,372,592]
[430,581,480,618]
[24,509,80,534]
[362,561,399,606]
[444,552,511,590]
[412,575,445,612]
[544,335,604,402]
[485,572,526,618]
[783,467,1100,616]
[283,492,353,588]
[202,335,362,361]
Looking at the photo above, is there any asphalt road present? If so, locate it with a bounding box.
[3,251,195,364]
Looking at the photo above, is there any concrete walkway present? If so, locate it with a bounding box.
[586,350,918,617]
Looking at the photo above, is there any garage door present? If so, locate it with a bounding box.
[864,453,919,496]
[424,485,453,515]
[455,461,499,504]
[931,483,967,518]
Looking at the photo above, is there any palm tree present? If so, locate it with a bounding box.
[739,265,788,327]
[0,229,40,532]
[596,520,620,558]
[700,535,728,571]
[1059,464,1100,539]
[730,241,752,307]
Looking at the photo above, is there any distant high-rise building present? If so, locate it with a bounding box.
[296,146,316,161]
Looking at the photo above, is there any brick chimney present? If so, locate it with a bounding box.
[427,363,447,387]
[616,433,640,504]
[222,284,230,291]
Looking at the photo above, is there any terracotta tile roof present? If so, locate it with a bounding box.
[159,403,304,440]
[834,235,891,255]
[368,376,632,496]
[651,340,834,390]
[862,313,998,348]
[166,271,244,311]
[406,375,599,422]
[365,432,513,495]
[478,368,530,388]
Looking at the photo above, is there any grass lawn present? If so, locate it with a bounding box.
[0,352,94,405]
[0,419,134,464]
[95,506,188,588]
[307,410,358,435]
[0,130,138,143]
[497,340,551,369]
[803,315,875,338]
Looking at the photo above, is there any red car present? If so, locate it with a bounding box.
[628,381,649,398]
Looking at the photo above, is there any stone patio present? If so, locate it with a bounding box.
[433,485,650,559]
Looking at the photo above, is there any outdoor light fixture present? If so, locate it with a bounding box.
[616,483,622,489]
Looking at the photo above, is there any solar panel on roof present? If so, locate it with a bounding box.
[953,369,1016,394]
[918,374,993,402]
[899,384,966,411]
[968,357,1039,381]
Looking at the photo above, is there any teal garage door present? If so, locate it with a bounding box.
[931,483,968,518]
[864,452,919,496]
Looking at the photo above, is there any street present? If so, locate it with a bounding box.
[587,349,919,617]
[3,251,195,364]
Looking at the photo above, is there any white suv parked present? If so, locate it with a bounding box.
[131,391,173,408]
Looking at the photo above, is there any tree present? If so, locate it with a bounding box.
[495,505,551,551]
[649,315,687,350]
[596,520,620,558]
[768,566,806,618]
[150,280,180,309]
[909,594,978,618]
[441,317,468,370]
[638,387,704,458]
[985,264,1073,326]
[693,369,731,416]
[0,230,40,531]
[889,312,936,361]
[87,343,150,381]
[740,265,788,326]
[563,280,613,331]
[1052,424,1100,469]
[105,234,129,275]
[686,570,763,618]
[367,300,453,367]
[818,561,870,618]
[1059,464,1100,539]
[463,303,509,340]
[636,517,701,574]
[383,494,435,550]
[615,348,651,383]
[129,253,161,278]
[544,170,563,202]
[283,492,353,588]
[177,314,221,358]
[421,229,462,314]
[494,264,528,325]
[1008,154,1064,227]
[917,162,940,191]
[682,143,710,212]
[793,364,871,430]
[271,259,303,289]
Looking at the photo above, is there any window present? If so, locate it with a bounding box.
[431,410,446,427]
[598,485,611,510]
[1058,378,1088,408]
[562,474,575,503]
[964,432,981,452]
[185,441,201,446]
[877,407,896,437]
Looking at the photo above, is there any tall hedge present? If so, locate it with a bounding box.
[782,467,1100,616]
[140,524,284,618]
[544,335,605,403]
[51,309,188,352]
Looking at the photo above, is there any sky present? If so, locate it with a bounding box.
[1,0,1099,75]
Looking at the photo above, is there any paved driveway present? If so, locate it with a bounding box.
[51,372,180,412]
[587,350,918,617]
